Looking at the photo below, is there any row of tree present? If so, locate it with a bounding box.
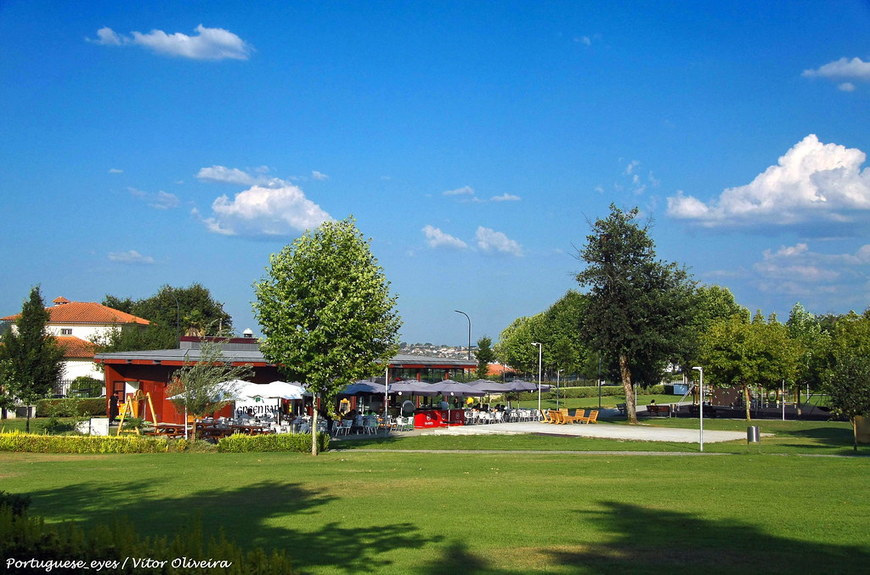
[487,205,869,443]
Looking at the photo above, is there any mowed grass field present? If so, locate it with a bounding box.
[2,422,869,574]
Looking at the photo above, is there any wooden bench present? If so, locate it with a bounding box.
[645,404,671,417]
[616,403,627,416]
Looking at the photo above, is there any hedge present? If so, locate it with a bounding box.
[35,397,105,417]
[537,384,666,400]
[0,432,181,454]
[218,432,330,453]
[0,432,330,454]
[0,506,297,574]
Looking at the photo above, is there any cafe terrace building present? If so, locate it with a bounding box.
[95,336,476,424]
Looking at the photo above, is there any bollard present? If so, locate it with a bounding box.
[747,426,760,443]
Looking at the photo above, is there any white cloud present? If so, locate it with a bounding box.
[151,191,180,210]
[129,187,180,210]
[422,225,468,249]
[667,135,870,230]
[108,168,123,174]
[803,57,870,81]
[108,250,155,265]
[839,82,856,92]
[197,165,264,186]
[490,193,520,202]
[88,25,252,61]
[202,184,332,236]
[311,170,329,181]
[475,227,523,256]
[443,186,475,196]
[750,242,870,300]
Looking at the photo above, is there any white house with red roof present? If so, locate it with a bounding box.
[2,297,151,395]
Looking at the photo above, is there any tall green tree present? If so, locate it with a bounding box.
[494,314,544,376]
[253,218,401,455]
[101,283,233,350]
[0,287,65,431]
[786,302,829,409]
[700,312,800,420]
[474,336,496,379]
[166,335,253,440]
[576,204,696,424]
[824,352,870,452]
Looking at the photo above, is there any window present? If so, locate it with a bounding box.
[60,328,73,335]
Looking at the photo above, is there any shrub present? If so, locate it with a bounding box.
[68,376,103,398]
[218,432,330,453]
[36,397,105,417]
[0,491,31,516]
[0,507,297,574]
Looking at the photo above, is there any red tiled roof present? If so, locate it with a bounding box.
[56,336,96,359]
[2,300,151,325]
[487,363,516,377]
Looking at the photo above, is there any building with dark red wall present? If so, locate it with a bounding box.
[96,336,475,424]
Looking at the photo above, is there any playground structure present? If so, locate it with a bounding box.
[116,390,158,434]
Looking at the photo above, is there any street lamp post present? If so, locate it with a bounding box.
[453,310,472,361]
[531,342,543,413]
[692,366,704,452]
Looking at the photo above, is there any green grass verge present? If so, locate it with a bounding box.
[1,440,868,574]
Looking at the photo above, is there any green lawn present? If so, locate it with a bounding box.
[2,425,868,574]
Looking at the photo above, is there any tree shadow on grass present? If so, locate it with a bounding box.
[548,501,870,574]
[25,479,442,574]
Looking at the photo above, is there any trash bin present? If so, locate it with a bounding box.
[747,426,760,443]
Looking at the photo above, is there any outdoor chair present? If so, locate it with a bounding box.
[362,416,378,434]
[334,419,353,436]
[561,408,585,424]
[577,410,599,424]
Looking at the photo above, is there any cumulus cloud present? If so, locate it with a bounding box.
[422,225,468,249]
[667,135,870,230]
[202,184,332,236]
[108,250,155,264]
[311,170,329,181]
[475,227,523,256]
[88,24,252,60]
[803,57,870,81]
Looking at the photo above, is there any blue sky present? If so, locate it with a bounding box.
[1,1,868,345]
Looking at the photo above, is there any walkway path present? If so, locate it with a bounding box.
[423,421,745,443]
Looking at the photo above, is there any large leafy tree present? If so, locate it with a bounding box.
[494,291,594,381]
[786,302,830,410]
[824,352,870,452]
[253,218,402,455]
[0,287,65,431]
[166,336,253,440]
[494,314,545,376]
[100,283,233,351]
[700,312,800,420]
[576,204,696,424]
